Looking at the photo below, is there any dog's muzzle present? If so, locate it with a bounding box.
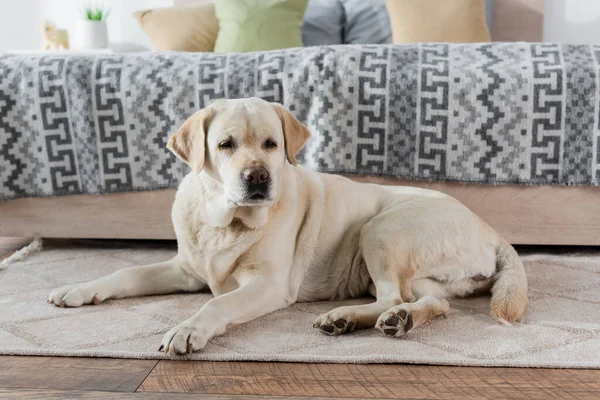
[241,166,271,202]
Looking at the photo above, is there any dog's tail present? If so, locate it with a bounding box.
[490,241,527,325]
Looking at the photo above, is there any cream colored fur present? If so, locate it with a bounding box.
[48,98,528,354]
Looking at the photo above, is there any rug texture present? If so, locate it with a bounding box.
[1,241,600,368]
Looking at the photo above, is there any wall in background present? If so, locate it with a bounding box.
[544,0,600,44]
[0,0,41,51]
[174,0,208,5]
[0,0,173,52]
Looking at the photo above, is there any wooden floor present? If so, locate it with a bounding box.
[2,238,600,399]
[2,356,600,399]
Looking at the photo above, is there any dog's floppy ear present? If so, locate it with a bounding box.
[167,108,214,174]
[271,103,310,166]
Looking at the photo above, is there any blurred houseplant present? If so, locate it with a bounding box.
[74,4,110,49]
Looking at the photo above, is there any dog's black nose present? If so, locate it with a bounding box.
[242,166,269,185]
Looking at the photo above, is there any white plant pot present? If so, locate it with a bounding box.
[74,20,108,50]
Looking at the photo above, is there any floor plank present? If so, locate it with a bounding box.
[138,361,600,399]
[0,388,368,400]
[0,356,157,392]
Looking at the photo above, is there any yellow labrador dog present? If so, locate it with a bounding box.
[48,97,527,354]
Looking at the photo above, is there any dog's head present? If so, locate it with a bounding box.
[167,97,310,207]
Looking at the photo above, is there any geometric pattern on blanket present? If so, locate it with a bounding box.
[1,43,600,201]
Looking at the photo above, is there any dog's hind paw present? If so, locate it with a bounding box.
[375,308,413,338]
[313,312,357,336]
[375,296,449,338]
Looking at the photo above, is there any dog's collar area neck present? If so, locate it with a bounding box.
[231,205,270,230]
[199,169,224,188]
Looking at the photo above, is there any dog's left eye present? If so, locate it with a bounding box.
[219,140,234,149]
[265,139,277,149]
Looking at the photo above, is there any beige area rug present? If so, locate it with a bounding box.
[1,240,600,368]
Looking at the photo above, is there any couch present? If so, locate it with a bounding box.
[1,43,599,245]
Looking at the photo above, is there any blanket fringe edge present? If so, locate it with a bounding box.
[0,238,43,269]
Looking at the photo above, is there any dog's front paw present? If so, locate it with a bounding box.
[48,284,102,308]
[159,324,210,355]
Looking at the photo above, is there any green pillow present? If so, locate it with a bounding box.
[214,0,309,52]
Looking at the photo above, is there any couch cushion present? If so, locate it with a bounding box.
[341,0,393,44]
[133,4,218,52]
[214,0,309,52]
[386,0,491,43]
[302,0,345,46]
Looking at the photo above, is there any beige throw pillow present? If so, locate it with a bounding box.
[386,0,491,43]
[134,4,219,52]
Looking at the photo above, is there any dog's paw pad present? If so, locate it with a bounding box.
[383,328,399,336]
[320,324,336,335]
[333,319,346,329]
[377,309,413,338]
[314,316,356,336]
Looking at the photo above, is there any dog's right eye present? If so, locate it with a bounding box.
[219,140,233,149]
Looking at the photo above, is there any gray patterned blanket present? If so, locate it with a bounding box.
[1,43,600,201]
